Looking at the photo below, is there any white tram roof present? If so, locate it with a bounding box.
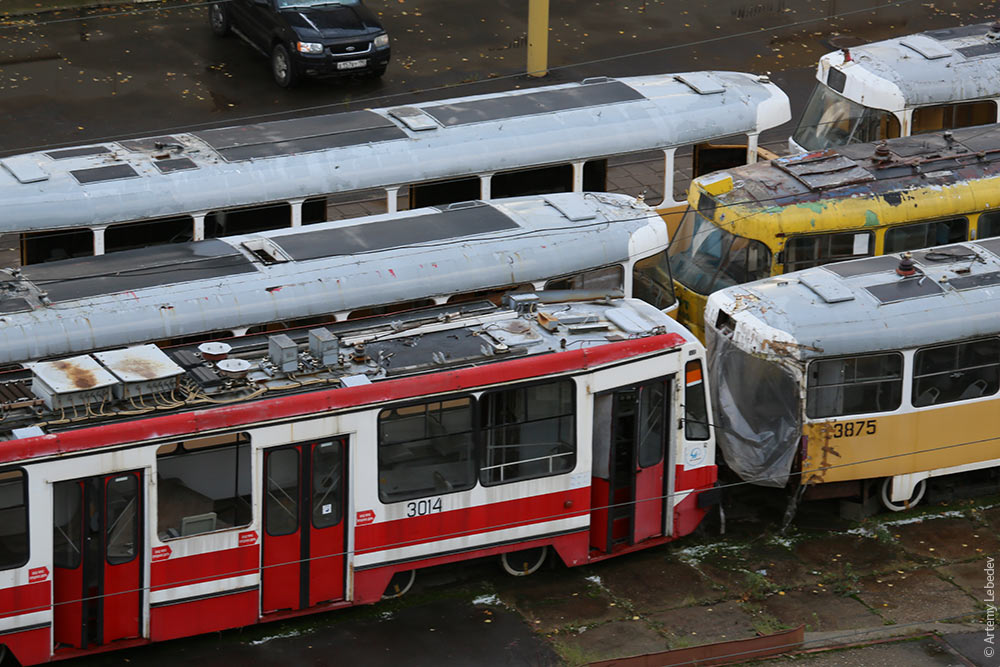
[817,22,1000,109]
[0,295,693,443]
[0,192,665,365]
[706,237,1000,361]
[0,71,789,233]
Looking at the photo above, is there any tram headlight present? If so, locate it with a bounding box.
[297,41,324,54]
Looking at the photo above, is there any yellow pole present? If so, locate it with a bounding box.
[527,0,549,78]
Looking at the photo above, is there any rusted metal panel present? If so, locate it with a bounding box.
[586,625,804,667]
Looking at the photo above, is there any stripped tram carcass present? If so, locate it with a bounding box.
[0,293,716,665]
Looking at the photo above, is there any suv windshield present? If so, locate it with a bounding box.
[669,207,772,295]
[792,84,900,151]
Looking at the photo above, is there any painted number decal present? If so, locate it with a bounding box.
[831,419,877,438]
[406,498,443,517]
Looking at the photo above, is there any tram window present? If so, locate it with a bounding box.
[806,353,903,419]
[0,469,28,570]
[106,474,139,565]
[480,380,575,485]
[348,299,436,321]
[307,188,391,223]
[545,264,623,292]
[409,177,480,209]
[607,150,664,204]
[157,330,233,348]
[378,398,476,503]
[492,164,573,198]
[265,448,299,537]
[784,231,873,272]
[245,314,336,335]
[684,361,710,441]
[312,440,343,529]
[105,215,194,253]
[21,228,93,265]
[637,380,667,468]
[632,251,675,310]
[978,211,1000,240]
[204,202,292,238]
[912,338,1000,407]
[53,481,81,569]
[157,433,252,539]
[912,101,997,135]
[884,218,967,254]
[447,284,533,306]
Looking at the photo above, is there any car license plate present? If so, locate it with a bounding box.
[337,59,367,70]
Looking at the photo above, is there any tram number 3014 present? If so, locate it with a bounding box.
[830,419,877,438]
[406,498,443,517]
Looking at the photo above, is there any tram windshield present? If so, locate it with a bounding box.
[792,84,900,151]
[668,208,771,296]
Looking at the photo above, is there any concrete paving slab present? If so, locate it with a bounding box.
[767,636,971,666]
[550,616,669,666]
[890,517,1000,563]
[760,588,882,633]
[648,600,759,648]
[592,550,724,613]
[942,630,996,667]
[855,568,979,626]
[493,567,627,633]
[794,533,912,580]
[939,560,995,601]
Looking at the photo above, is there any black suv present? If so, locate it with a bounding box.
[209,0,390,88]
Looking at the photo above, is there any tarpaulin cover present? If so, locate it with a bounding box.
[707,329,801,487]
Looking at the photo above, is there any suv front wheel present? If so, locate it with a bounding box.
[271,43,298,88]
[209,3,231,37]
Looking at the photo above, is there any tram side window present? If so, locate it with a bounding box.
[884,218,967,254]
[157,433,252,539]
[545,265,623,292]
[410,177,480,210]
[378,398,476,503]
[22,228,93,264]
[305,187,390,224]
[912,338,1000,407]
[912,101,997,135]
[684,360,710,441]
[0,470,27,569]
[204,202,292,238]
[491,164,573,199]
[105,215,194,253]
[632,251,676,310]
[806,353,903,419]
[979,211,1000,240]
[480,380,576,485]
[784,231,873,272]
[605,150,665,204]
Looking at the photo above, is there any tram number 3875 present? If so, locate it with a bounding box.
[406,498,443,517]
[829,419,878,438]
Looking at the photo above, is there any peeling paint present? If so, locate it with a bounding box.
[864,210,879,227]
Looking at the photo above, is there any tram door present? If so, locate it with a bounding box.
[52,471,143,649]
[262,438,347,613]
[590,377,673,553]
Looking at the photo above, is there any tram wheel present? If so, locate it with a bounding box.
[880,477,926,512]
[500,546,548,576]
[382,570,415,599]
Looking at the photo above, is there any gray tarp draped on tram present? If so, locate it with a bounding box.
[707,330,801,488]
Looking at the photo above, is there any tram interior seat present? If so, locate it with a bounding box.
[181,512,218,536]
[959,379,989,401]
[915,386,940,407]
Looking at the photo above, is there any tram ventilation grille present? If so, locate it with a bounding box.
[0,380,41,409]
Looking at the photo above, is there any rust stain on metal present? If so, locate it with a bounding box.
[111,358,166,380]
[763,339,823,357]
[52,360,99,389]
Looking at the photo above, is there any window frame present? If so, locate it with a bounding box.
[783,230,874,272]
[883,217,968,254]
[0,467,29,571]
[806,352,904,419]
[911,336,1000,407]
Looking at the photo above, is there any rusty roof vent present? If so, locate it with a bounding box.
[873,141,893,164]
[896,252,917,277]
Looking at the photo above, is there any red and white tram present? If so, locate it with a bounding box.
[0,294,716,664]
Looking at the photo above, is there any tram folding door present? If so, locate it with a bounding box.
[52,471,143,649]
[589,377,673,553]
[262,438,347,613]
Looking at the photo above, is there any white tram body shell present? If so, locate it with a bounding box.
[0,192,669,365]
[705,238,1000,497]
[0,296,715,664]
[0,72,788,239]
